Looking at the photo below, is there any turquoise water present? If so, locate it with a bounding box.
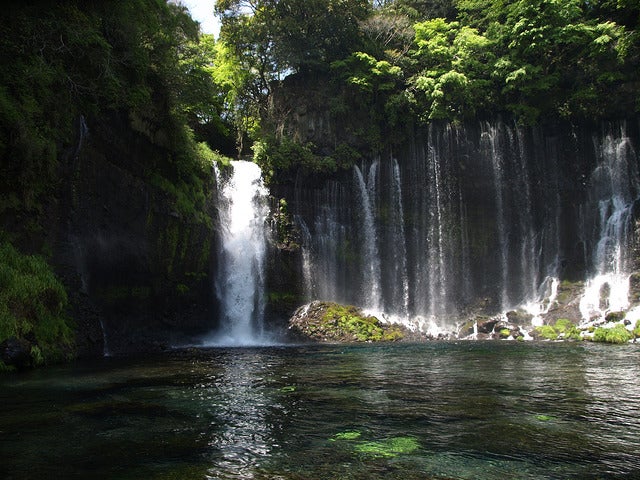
[1,342,639,479]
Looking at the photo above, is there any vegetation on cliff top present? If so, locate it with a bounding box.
[215,0,639,175]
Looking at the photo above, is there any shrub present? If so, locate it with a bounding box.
[535,325,558,340]
[0,240,75,365]
[554,318,581,341]
[592,324,632,344]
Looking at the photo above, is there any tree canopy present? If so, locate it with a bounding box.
[1,0,638,185]
[212,0,638,175]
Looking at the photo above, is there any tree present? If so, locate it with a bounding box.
[408,18,494,119]
[454,0,634,121]
[217,0,370,75]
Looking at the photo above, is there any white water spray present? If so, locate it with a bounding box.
[209,160,270,346]
[580,127,639,322]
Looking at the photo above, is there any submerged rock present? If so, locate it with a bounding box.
[288,301,416,343]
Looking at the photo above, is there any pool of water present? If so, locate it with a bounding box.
[1,341,639,479]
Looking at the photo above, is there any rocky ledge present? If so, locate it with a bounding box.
[288,301,423,343]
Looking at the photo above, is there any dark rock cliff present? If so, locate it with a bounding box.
[44,112,217,356]
[269,104,640,327]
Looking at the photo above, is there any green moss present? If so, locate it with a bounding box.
[554,318,582,341]
[554,318,572,333]
[322,304,404,342]
[149,173,211,228]
[535,325,558,341]
[498,328,511,338]
[535,414,554,422]
[592,324,632,344]
[0,239,75,365]
[634,320,640,338]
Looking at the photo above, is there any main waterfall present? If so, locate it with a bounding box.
[208,160,270,345]
[292,120,640,333]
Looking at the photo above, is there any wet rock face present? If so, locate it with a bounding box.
[46,112,217,356]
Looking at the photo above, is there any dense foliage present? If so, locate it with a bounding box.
[215,0,639,173]
[0,0,233,239]
[0,239,74,369]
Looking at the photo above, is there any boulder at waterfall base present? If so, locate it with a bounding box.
[288,301,416,343]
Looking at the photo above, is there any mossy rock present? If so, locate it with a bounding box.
[498,328,511,339]
[592,324,632,344]
[629,273,640,304]
[534,325,558,341]
[288,301,410,343]
[605,311,626,323]
[532,319,582,342]
[505,309,533,325]
[354,436,420,458]
[553,318,582,341]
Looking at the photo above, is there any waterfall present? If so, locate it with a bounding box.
[481,122,510,310]
[354,161,382,312]
[580,125,639,322]
[209,160,270,345]
[426,130,448,318]
[295,215,314,299]
[292,120,639,334]
[313,181,349,303]
[389,158,409,319]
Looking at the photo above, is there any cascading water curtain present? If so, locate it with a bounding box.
[580,124,640,322]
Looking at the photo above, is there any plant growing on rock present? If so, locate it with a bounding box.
[498,328,511,338]
[592,324,633,344]
[534,325,558,341]
[534,318,582,341]
[288,301,407,342]
[0,240,75,368]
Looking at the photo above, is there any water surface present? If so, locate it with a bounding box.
[1,342,639,479]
